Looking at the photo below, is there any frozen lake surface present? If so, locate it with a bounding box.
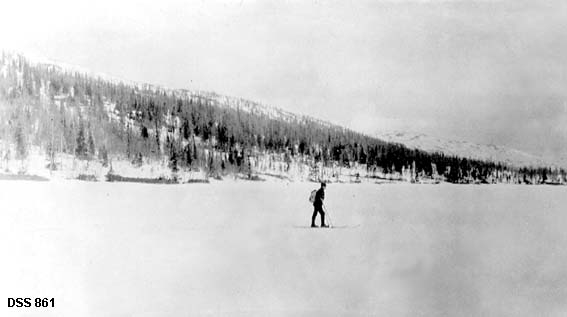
[1,181,566,316]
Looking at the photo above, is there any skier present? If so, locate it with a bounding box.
[311,182,328,228]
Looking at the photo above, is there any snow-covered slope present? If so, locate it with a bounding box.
[4,50,335,129]
[187,90,338,128]
[1,49,140,88]
[376,131,554,168]
[3,50,561,174]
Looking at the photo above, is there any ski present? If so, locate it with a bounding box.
[292,224,360,229]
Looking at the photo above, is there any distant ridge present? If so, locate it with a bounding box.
[376,131,556,168]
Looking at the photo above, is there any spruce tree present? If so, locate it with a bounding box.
[14,123,27,160]
[88,131,95,159]
[167,136,178,173]
[98,145,109,167]
[75,121,88,159]
[183,143,193,166]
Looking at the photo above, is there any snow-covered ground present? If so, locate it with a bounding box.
[1,181,566,316]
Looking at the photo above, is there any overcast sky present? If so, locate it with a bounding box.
[1,0,566,160]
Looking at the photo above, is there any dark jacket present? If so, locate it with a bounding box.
[314,188,325,207]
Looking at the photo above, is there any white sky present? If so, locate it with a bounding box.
[1,0,566,160]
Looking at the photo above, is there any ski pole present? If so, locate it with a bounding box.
[323,205,333,228]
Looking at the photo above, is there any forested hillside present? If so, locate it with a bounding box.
[0,52,565,184]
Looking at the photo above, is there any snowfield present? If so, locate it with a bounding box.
[1,181,567,316]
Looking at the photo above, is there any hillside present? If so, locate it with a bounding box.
[376,131,555,169]
[0,51,565,184]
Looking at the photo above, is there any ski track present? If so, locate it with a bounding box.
[1,181,567,316]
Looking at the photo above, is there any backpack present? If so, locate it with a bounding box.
[308,189,317,203]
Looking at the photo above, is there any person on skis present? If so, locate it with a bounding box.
[311,182,328,228]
